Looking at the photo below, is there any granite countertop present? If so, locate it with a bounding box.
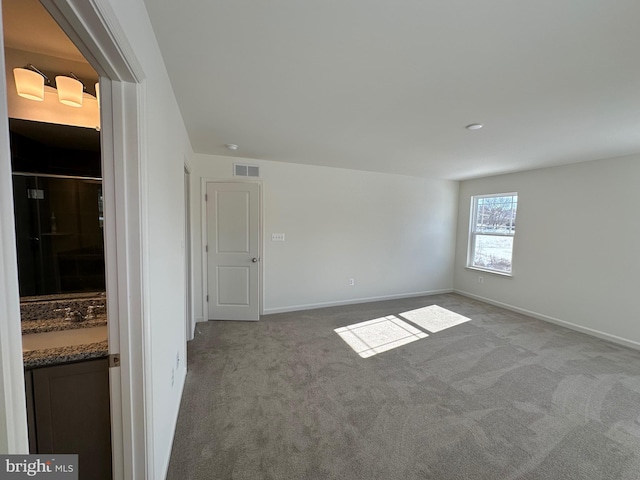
[23,340,109,369]
[22,315,109,369]
[20,292,106,303]
[21,314,107,334]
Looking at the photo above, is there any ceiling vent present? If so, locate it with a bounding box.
[234,164,260,178]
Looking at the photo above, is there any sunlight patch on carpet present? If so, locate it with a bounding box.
[399,305,470,333]
[335,316,428,358]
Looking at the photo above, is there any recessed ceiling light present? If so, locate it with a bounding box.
[225,144,239,151]
[465,123,483,130]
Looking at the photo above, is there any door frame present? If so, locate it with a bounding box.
[184,163,194,340]
[0,1,151,478]
[201,178,264,321]
[0,31,27,452]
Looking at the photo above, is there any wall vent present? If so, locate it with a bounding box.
[234,163,260,177]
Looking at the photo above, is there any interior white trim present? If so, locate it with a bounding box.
[136,78,155,480]
[464,266,513,277]
[263,289,454,315]
[39,1,150,478]
[0,13,29,453]
[184,162,194,341]
[200,178,207,322]
[98,77,125,479]
[455,289,640,351]
[42,1,143,83]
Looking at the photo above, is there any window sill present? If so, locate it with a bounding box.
[465,266,513,277]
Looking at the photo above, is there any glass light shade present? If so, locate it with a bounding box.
[13,68,45,101]
[55,76,83,107]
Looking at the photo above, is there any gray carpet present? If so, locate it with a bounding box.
[166,293,640,479]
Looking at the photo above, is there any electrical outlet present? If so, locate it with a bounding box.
[349,278,355,286]
[478,276,484,284]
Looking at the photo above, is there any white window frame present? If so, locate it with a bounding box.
[467,192,517,276]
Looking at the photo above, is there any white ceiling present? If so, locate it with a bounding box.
[5,0,638,180]
[143,0,640,180]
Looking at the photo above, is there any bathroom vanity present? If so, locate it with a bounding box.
[21,292,112,480]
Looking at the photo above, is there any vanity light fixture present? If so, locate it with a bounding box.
[56,74,84,107]
[13,64,97,108]
[13,64,48,101]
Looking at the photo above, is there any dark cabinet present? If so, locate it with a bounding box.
[25,358,112,480]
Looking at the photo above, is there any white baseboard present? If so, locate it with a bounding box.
[455,289,640,351]
[195,316,205,323]
[262,289,454,315]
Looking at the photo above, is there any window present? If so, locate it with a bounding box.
[468,193,517,274]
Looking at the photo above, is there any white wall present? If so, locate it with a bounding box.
[191,154,459,319]
[454,155,640,347]
[101,0,194,476]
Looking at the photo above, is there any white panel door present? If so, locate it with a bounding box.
[206,182,260,321]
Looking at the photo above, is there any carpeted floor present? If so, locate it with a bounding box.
[166,293,640,480]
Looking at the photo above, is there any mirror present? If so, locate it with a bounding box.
[9,119,104,297]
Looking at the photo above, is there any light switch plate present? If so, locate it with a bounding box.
[271,233,285,241]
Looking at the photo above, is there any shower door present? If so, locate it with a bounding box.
[12,173,105,296]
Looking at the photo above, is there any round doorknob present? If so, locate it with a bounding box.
[252,257,258,263]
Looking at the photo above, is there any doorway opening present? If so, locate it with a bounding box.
[3,0,111,477]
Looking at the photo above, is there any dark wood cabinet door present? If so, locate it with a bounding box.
[32,358,112,480]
